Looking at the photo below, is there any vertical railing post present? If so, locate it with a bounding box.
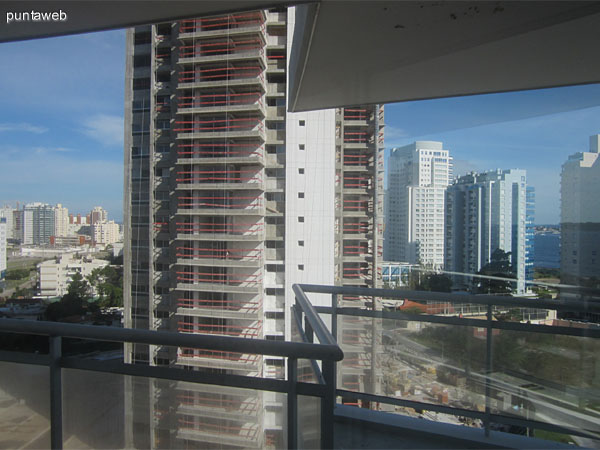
[484,303,493,437]
[331,294,338,342]
[50,335,63,449]
[304,316,314,343]
[287,357,298,449]
[331,293,338,398]
[321,360,335,449]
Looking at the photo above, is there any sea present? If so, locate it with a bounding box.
[534,233,560,269]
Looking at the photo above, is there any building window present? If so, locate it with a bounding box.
[298,264,304,270]
[298,192,304,198]
[299,144,305,150]
[298,168,304,174]
[298,216,304,223]
[299,120,305,126]
[298,240,304,246]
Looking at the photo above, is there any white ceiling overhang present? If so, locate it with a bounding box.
[1,1,600,111]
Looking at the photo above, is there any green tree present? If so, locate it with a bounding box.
[475,249,515,294]
[67,272,91,301]
[418,273,453,292]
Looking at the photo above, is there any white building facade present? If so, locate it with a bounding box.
[384,141,452,268]
[0,206,14,240]
[38,253,109,298]
[445,169,529,293]
[561,135,600,285]
[0,218,7,282]
[23,202,55,246]
[54,204,70,237]
[92,220,121,245]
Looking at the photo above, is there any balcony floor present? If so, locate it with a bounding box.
[333,405,575,449]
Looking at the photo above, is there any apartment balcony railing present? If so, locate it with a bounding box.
[179,12,264,35]
[174,117,263,133]
[295,284,600,449]
[175,220,263,237]
[177,195,263,210]
[0,289,340,449]
[343,108,368,121]
[177,321,262,339]
[2,285,598,449]
[176,246,262,263]
[175,168,262,185]
[178,39,264,59]
[176,143,264,161]
[177,91,263,109]
[176,271,261,287]
[177,65,264,84]
[176,297,261,317]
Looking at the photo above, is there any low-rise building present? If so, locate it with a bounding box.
[38,253,109,298]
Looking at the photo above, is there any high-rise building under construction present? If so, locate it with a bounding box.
[123,6,383,447]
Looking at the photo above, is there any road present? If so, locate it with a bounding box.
[384,329,600,443]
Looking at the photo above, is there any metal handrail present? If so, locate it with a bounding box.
[0,291,343,450]
[295,283,600,443]
[298,283,600,313]
[0,317,342,361]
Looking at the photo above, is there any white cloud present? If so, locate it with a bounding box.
[82,114,124,147]
[0,122,48,134]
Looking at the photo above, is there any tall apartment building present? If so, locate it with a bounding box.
[445,169,530,293]
[23,202,55,246]
[0,206,14,241]
[384,141,452,268]
[54,204,70,238]
[0,218,6,282]
[525,186,535,283]
[12,208,23,243]
[561,135,600,286]
[90,206,108,224]
[123,7,383,448]
[92,220,121,245]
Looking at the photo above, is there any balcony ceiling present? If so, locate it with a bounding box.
[2,1,600,111]
[289,1,600,110]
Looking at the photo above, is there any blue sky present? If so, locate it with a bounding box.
[0,29,598,224]
[0,30,125,221]
[385,86,600,224]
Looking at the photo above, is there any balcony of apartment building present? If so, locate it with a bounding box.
[174,165,264,192]
[340,241,372,263]
[341,263,372,286]
[171,382,264,448]
[5,283,596,448]
[175,243,263,268]
[176,88,266,116]
[175,140,265,167]
[177,35,266,65]
[340,130,374,149]
[340,150,374,172]
[176,292,262,320]
[178,11,265,40]
[175,217,265,241]
[339,196,372,217]
[175,266,262,293]
[176,62,266,91]
[175,191,265,216]
[340,108,371,127]
[341,173,372,195]
[174,114,266,140]
[339,219,372,239]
